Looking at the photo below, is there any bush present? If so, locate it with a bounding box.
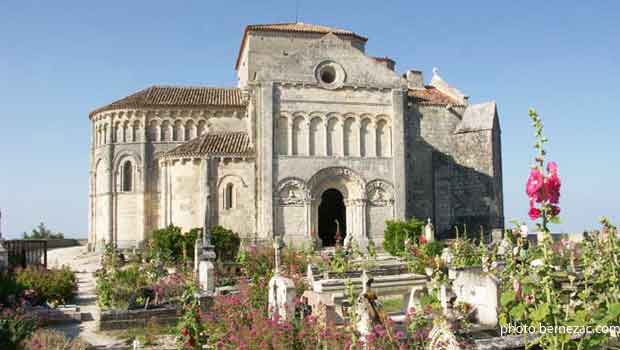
[96,263,150,310]
[211,226,240,262]
[15,266,76,306]
[149,225,199,264]
[0,273,22,305]
[383,218,425,256]
[0,307,37,350]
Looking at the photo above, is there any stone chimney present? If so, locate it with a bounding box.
[405,70,424,89]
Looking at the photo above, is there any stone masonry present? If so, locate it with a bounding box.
[88,22,503,249]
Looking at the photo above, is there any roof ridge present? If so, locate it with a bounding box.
[148,85,240,90]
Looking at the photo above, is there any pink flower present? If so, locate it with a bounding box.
[526,168,544,202]
[528,204,541,220]
[547,161,558,175]
[545,173,561,204]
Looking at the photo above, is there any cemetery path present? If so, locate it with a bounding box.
[49,246,127,349]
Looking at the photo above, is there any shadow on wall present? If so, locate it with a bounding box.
[407,138,504,240]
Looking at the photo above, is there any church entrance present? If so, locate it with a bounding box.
[318,189,346,246]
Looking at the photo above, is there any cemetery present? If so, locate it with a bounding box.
[1,110,620,349]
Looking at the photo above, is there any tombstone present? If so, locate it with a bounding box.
[198,228,217,294]
[356,270,373,341]
[450,268,500,327]
[424,218,435,243]
[268,235,296,321]
[405,284,428,313]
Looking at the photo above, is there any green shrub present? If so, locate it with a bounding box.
[15,266,76,306]
[149,225,199,264]
[422,240,444,257]
[0,273,22,305]
[211,226,240,262]
[0,308,37,350]
[96,263,150,310]
[383,218,425,256]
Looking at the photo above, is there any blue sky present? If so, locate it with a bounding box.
[1,1,618,238]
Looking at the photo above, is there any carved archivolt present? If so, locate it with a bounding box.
[276,177,308,206]
[366,179,394,207]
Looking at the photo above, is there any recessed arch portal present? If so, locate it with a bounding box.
[318,188,346,246]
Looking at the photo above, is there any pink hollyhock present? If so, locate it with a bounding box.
[419,235,428,245]
[547,161,558,175]
[545,174,561,204]
[528,206,541,220]
[526,168,544,202]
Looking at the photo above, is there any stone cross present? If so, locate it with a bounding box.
[273,234,284,275]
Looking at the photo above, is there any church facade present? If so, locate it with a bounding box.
[88,23,504,250]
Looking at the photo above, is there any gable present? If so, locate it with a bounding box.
[251,33,402,89]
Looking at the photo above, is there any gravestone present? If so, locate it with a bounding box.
[198,228,217,294]
[268,235,296,321]
[450,268,500,327]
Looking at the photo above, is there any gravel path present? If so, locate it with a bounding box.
[48,246,127,349]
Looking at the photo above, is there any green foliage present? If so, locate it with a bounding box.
[382,218,425,256]
[15,266,76,306]
[0,308,37,350]
[96,263,151,310]
[149,225,199,264]
[422,240,444,258]
[0,273,22,305]
[211,226,240,262]
[22,222,64,239]
[450,239,483,269]
[176,284,207,349]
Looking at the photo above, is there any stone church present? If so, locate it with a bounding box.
[88,23,503,250]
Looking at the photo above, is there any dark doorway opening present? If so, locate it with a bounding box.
[318,189,346,246]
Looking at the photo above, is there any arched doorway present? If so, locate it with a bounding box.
[318,189,346,246]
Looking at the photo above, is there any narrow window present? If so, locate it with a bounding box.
[224,183,234,209]
[122,161,133,192]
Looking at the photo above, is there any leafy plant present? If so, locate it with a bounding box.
[211,226,240,262]
[15,266,76,306]
[383,218,425,256]
[0,307,37,350]
[149,225,199,265]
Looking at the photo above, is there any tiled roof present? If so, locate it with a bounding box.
[245,22,367,41]
[90,86,246,117]
[408,86,462,106]
[236,22,367,69]
[165,132,254,158]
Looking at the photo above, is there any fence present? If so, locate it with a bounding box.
[4,239,47,269]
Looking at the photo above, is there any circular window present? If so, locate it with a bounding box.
[315,61,345,89]
[320,66,336,84]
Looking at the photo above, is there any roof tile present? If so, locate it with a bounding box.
[90,86,245,117]
[408,86,462,106]
[165,132,253,158]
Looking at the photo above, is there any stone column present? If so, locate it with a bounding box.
[138,115,148,246]
[339,119,346,156]
[369,123,377,158]
[106,137,114,246]
[391,89,407,220]
[323,123,329,156]
[257,83,275,238]
[287,118,293,156]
